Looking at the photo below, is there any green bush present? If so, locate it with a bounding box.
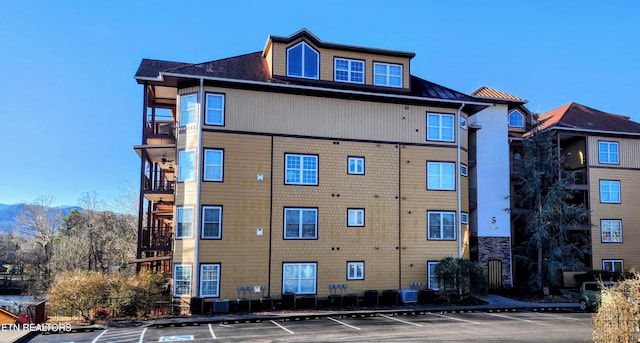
[435,257,487,301]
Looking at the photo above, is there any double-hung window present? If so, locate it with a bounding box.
[174,264,192,297]
[348,156,364,175]
[200,264,220,297]
[204,149,223,181]
[334,58,364,84]
[602,260,623,273]
[427,162,455,190]
[427,113,455,142]
[205,93,225,126]
[284,208,317,239]
[202,206,222,239]
[373,62,402,87]
[598,141,619,164]
[176,206,194,239]
[179,93,198,126]
[428,211,456,240]
[347,209,365,227]
[509,110,524,128]
[600,180,621,203]
[178,150,195,182]
[287,42,319,79]
[428,262,440,290]
[347,261,364,280]
[283,262,317,294]
[285,154,318,185]
[601,219,622,243]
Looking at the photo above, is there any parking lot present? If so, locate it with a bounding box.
[25,309,593,342]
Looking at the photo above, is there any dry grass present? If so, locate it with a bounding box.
[593,272,640,343]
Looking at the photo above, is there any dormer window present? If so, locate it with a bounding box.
[374,62,402,87]
[509,109,525,128]
[335,58,364,84]
[287,41,319,79]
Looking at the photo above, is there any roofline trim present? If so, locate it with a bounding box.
[549,126,640,137]
[152,71,495,107]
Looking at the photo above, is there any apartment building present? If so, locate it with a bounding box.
[132,29,524,303]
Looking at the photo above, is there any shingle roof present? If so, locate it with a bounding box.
[135,59,190,79]
[471,86,527,102]
[538,102,640,134]
[410,76,482,102]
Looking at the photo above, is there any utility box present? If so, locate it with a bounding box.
[398,289,418,304]
[212,299,230,313]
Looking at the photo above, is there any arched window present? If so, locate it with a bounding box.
[509,109,525,127]
[287,41,319,79]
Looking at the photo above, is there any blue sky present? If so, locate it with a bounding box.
[1,1,638,208]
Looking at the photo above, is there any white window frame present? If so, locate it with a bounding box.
[347,261,365,280]
[347,208,365,227]
[428,211,456,240]
[334,58,364,84]
[428,262,440,290]
[205,93,225,126]
[179,93,198,126]
[285,154,318,185]
[202,206,222,239]
[348,156,365,175]
[601,219,622,243]
[427,162,455,190]
[461,212,469,224]
[460,163,468,177]
[602,259,623,273]
[508,110,525,128]
[200,264,220,297]
[598,141,619,164]
[178,150,195,182]
[427,113,455,142]
[282,262,317,294]
[284,208,318,239]
[203,149,223,181]
[373,62,402,87]
[286,41,319,79]
[173,264,192,297]
[600,180,621,203]
[176,206,194,239]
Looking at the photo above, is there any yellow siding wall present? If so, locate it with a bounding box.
[588,136,640,169]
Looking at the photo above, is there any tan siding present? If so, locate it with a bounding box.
[588,136,640,169]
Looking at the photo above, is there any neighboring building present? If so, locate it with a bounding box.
[132,29,511,303]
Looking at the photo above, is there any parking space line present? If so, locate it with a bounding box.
[378,314,423,327]
[485,312,533,323]
[139,327,147,343]
[327,317,361,330]
[270,320,294,334]
[92,329,108,343]
[208,323,216,339]
[426,312,481,325]
[533,312,580,321]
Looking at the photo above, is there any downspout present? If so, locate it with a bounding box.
[457,103,465,259]
[193,78,204,297]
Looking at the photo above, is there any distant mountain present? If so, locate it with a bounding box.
[0,204,82,233]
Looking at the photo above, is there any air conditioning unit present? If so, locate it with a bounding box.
[398,289,418,304]
[212,299,230,313]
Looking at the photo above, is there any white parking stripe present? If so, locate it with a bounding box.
[485,312,533,323]
[378,314,423,327]
[327,317,361,330]
[426,312,481,325]
[270,320,294,334]
[92,329,108,343]
[208,323,216,339]
[139,327,147,343]
[534,312,580,321]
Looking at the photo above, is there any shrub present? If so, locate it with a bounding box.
[48,270,108,321]
[593,272,640,343]
[435,257,487,301]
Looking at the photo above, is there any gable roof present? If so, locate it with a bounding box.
[470,86,527,103]
[538,102,640,135]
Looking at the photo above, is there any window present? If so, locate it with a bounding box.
[460,163,468,177]
[428,211,456,240]
[284,208,318,239]
[427,162,455,190]
[600,180,621,203]
[202,206,222,239]
[599,141,619,164]
[428,262,440,290]
[200,264,220,297]
[174,264,192,297]
[287,42,319,79]
[205,93,225,126]
[347,261,364,280]
[176,207,194,239]
[178,150,195,182]
[204,149,223,181]
[179,93,198,126]
[427,113,455,142]
[602,260,623,273]
[283,263,317,294]
[347,209,365,227]
[285,154,318,185]
[348,156,365,175]
[334,58,364,84]
[461,212,469,224]
[509,110,524,128]
[373,62,402,87]
[601,219,622,243]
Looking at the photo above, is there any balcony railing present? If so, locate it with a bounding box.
[140,227,173,252]
[145,120,175,138]
[144,175,175,193]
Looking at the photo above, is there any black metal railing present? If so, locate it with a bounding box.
[141,227,173,252]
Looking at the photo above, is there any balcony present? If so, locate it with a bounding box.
[144,174,175,193]
[140,227,173,252]
[145,120,175,145]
